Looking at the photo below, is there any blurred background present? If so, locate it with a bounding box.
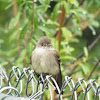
[0,0,100,99]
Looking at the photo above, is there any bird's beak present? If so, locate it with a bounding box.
[47,44,52,47]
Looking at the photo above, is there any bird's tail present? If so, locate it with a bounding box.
[53,70,62,94]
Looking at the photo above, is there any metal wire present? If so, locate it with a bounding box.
[0,65,100,100]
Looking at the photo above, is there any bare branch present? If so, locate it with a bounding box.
[56,6,66,51]
[87,59,100,80]
[68,34,100,76]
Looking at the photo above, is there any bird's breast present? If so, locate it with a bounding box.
[31,48,59,75]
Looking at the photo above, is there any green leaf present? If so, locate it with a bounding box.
[52,2,61,21]
[61,27,72,42]
[45,0,51,5]
[45,0,51,11]
[45,20,59,26]
[37,12,45,23]
[0,39,4,44]
[27,42,34,57]
[9,29,19,43]
[5,2,13,9]
[51,38,59,50]
[34,13,38,31]
[68,0,79,7]
[91,20,100,28]
[20,23,28,39]
[39,26,51,34]
[83,47,88,57]
[61,56,76,60]
[61,46,74,54]
[88,25,96,35]
[38,0,50,11]
[80,63,92,75]
[35,5,50,11]
[70,9,81,23]
[98,77,100,85]
[70,38,79,43]
[63,1,70,14]
[1,61,8,66]
[9,47,19,57]
[14,12,21,27]
[9,12,21,28]
[38,0,45,4]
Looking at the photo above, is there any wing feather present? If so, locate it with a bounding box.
[52,49,62,94]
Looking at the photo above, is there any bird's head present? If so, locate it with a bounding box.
[36,36,52,48]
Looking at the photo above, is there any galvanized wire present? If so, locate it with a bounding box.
[0,65,100,100]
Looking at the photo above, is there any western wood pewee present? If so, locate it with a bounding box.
[30,36,62,93]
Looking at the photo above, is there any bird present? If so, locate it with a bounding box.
[30,36,62,94]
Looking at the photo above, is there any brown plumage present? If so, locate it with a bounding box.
[30,36,62,94]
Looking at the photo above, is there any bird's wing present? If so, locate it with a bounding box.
[52,49,62,94]
[52,49,61,66]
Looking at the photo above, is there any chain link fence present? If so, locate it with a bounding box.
[0,65,100,100]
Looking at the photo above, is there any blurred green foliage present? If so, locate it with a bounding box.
[0,0,100,99]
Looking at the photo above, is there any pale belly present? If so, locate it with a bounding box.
[31,48,59,75]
